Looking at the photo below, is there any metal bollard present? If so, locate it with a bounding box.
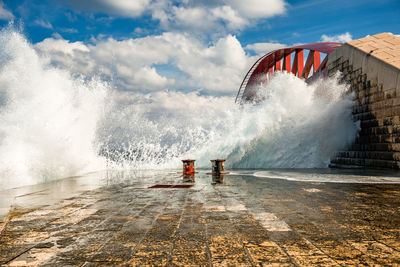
[210,159,226,174]
[182,159,195,175]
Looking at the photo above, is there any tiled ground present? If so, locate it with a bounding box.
[348,32,400,69]
[1,170,400,266]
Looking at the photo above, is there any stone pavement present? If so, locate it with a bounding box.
[1,170,400,266]
[348,32,400,69]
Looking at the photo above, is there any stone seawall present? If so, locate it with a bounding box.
[328,33,400,169]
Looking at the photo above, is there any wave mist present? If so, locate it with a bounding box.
[0,28,107,190]
[0,28,360,190]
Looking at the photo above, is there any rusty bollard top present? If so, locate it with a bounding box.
[182,159,195,174]
[210,159,226,174]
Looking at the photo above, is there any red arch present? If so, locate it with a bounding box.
[235,42,343,104]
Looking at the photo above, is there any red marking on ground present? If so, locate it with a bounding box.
[148,184,194,189]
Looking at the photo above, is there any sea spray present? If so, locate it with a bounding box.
[221,72,360,168]
[99,72,359,169]
[97,90,234,169]
[0,28,107,190]
[0,28,360,190]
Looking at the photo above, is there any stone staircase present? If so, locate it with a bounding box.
[329,56,400,168]
[328,33,400,169]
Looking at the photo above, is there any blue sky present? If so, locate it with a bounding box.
[0,0,399,96]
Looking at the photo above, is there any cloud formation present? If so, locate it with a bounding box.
[65,0,151,18]
[321,32,352,43]
[59,0,287,34]
[152,0,287,34]
[245,42,287,55]
[156,5,249,32]
[34,19,53,29]
[0,1,14,20]
[35,33,255,94]
[24,0,288,96]
[228,0,287,18]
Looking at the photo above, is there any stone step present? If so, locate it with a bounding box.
[334,150,400,160]
[356,133,400,144]
[347,143,400,152]
[328,162,365,169]
[331,157,400,169]
[328,33,400,169]
[330,157,365,166]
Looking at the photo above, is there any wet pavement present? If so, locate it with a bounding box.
[1,169,400,266]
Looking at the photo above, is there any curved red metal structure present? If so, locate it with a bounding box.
[235,42,343,104]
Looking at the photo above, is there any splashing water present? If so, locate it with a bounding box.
[0,28,360,190]
[0,28,107,190]
[220,73,360,168]
[99,71,359,169]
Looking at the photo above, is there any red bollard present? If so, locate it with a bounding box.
[210,159,227,174]
[182,159,195,175]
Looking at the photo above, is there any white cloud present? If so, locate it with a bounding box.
[321,32,352,43]
[114,65,174,91]
[132,66,174,89]
[36,38,89,55]
[212,5,249,30]
[152,5,248,33]
[245,42,286,55]
[34,19,53,29]
[51,32,63,39]
[0,1,14,20]
[175,34,250,92]
[170,6,215,31]
[34,33,254,94]
[64,0,150,18]
[61,28,78,33]
[156,0,286,33]
[228,0,287,18]
[60,0,287,34]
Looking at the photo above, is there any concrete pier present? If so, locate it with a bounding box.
[1,170,400,266]
[329,33,400,168]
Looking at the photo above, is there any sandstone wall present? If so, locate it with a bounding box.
[328,33,400,168]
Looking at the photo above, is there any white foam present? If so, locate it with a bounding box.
[253,170,400,184]
[0,28,361,189]
[218,72,360,168]
[0,28,107,190]
[98,72,359,170]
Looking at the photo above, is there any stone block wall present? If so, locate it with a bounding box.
[328,33,400,169]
